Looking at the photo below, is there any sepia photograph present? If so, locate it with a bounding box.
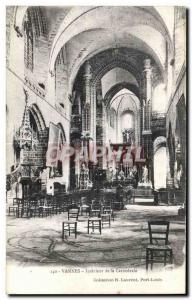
[5,4,187,295]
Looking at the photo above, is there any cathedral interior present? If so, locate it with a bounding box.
[6,6,186,271]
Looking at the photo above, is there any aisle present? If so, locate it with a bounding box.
[7,205,185,269]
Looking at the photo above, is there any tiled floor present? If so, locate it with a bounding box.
[6,205,185,270]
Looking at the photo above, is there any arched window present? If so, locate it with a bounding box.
[121,110,135,144]
[121,111,134,130]
[23,8,47,72]
[24,10,33,71]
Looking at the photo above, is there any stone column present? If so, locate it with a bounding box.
[143,58,152,131]
[83,61,92,134]
[102,102,107,169]
[81,61,93,182]
[142,58,153,184]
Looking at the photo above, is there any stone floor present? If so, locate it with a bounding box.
[6,205,185,270]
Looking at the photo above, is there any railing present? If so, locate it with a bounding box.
[151,112,166,131]
[10,164,31,186]
[152,112,166,119]
[20,165,31,179]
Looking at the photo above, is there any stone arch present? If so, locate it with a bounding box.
[69,38,165,94]
[89,53,143,143]
[167,122,175,178]
[49,6,173,74]
[104,82,140,105]
[153,136,166,154]
[91,55,141,87]
[175,94,186,176]
[154,145,167,189]
[111,92,140,113]
[108,89,140,146]
[29,103,46,132]
[57,122,67,143]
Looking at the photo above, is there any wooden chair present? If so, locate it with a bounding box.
[101,213,111,228]
[103,205,114,221]
[88,218,102,234]
[90,201,102,217]
[9,198,26,218]
[62,221,77,239]
[8,206,18,217]
[68,208,79,220]
[79,197,90,216]
[146,221,173,270]
[90,207,101,217]
[8,198,21,217]
[27,200,39,218]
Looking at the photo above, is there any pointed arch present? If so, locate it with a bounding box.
[29,103,46,131]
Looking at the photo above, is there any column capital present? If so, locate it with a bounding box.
[84,61,92,80]
[143,59,152,81]
[143,58,151,70]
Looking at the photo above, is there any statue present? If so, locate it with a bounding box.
[176,164,183,189]
[79,162,89,190]
[112,167,117,181]
[107,166,113,182]
[123,129,133,145]
[118,169,125,181]
[142,165,148,183]
[129,167,133,178]
[132,165,138,188]
[126,131,130,143]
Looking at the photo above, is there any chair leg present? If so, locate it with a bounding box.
[170,250,173,265]
[164,251,167,266]
[151,252,153,270]
[75,222,77,239]
[146,249,149,271]
[62,223,64,239]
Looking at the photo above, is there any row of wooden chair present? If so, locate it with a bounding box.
[62,206,114,238]
[8,198,174,270]
[64,212,174,270]
[8,196,68,218]
[8,194,116,219]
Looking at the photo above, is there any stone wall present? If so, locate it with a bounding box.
[33,36,49,85]
[55,47,69,111]
[6,69,70,188]
[6,8,71,188]
[6,7,15,68]
[174,7,186,84]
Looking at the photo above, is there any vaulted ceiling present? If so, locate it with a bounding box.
[110,89,140,115]
[14,6,174,94]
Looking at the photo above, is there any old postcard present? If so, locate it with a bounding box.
[6,5,187,295]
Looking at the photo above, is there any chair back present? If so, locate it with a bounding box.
[148,221,170,245]
[68,208,79,220]
[103,205,112,211]
[80,197,87,206]
[91,199,101,210]
[68,208,79,215]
